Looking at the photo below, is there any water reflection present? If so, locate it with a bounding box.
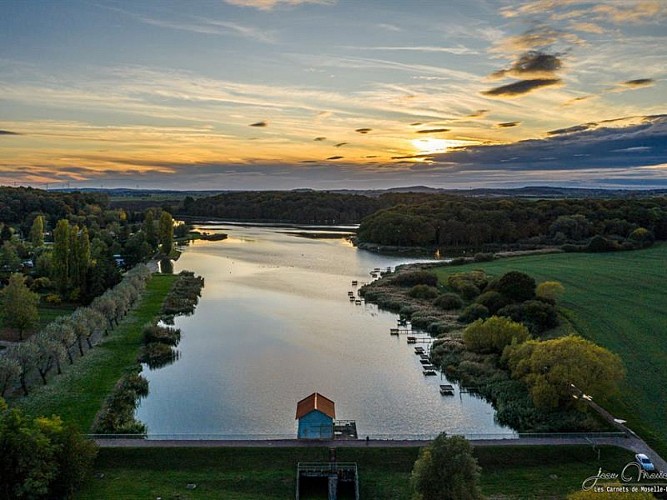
[136,224,515,439]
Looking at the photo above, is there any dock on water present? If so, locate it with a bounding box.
[440,384,455,396]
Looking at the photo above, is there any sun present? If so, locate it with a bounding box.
[411,138,451,155]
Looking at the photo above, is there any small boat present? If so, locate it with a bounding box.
[422,364,436,370]
[406,336,416,344]
[355,299,362,305]
[420,359,431,365]
[423,370,437,376]
[349,296,355,301]
[414,347,425,354]
[390,328,399,336]
[351,280,358,286]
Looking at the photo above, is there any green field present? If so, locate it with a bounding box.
[434,243,667,456]
[15,274,177,430]
[75,445,632,499]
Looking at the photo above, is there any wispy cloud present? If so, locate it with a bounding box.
[0,129,21,135]
[343,45,479,55]
[490,50,563,79]
[224,0,335,11]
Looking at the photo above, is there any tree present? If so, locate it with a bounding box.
[29,215,44,247]
[0,273,40,341]
[6,342,38,396]
[0,242,21,272]
[158,211,174,256]
[52,219,70,295]
[0,357,20,397]
[504,335,625,409]
[0,402,97,499]
[411,433,483,500]
[536,281,565,302]
[463,316,530,354]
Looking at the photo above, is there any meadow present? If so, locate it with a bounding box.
[434,243,667,456]
[75,445,632,499]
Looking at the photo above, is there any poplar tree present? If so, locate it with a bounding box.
[30,214,45,247]
[52,219,70,295]
[158,211,174,256]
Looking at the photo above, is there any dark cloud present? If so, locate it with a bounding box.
[249,121,268,127]
[416,128,450,134]
[482,78,562,97]
[496,122,520,128]
[621,78,654,88]
[491,50,563,79]
[391,154,434,160]
[334,142,347,147]
[563,95,592,106]
[313,136,326,141]
[410,122,423,126]
[0,130,21,135]
[547,124,594,135]
[429,115,667,174]
[355,128,372,134]
[326,155,343,160]
[466,109,489,119]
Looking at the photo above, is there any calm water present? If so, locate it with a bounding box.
[136,224,515,439]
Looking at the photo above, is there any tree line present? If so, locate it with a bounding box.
[357,195,667,250]
[0,265,151,398]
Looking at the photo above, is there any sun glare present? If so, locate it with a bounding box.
[411,138,451,155]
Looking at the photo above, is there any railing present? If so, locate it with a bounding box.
[86,430,627,441]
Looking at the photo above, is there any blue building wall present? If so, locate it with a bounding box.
[297,410,334,439]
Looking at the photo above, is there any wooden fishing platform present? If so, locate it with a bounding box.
[440,384,455,396]
[333,420,358,440]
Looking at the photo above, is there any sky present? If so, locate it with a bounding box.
[1,0,666,190]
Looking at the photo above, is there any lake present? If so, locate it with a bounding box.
[136,223,515,439]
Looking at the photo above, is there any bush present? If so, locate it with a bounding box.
[463,316,530,354]
[628,227,654,248]
[458,303,489,323]
[433,293,464,311]
[408,285,440,299]
[497,300,559,334]
[474,290,510,314]
[486,271,536,302]
[391,270,438,287]
[474,252,494,262]
[586,235,617,252]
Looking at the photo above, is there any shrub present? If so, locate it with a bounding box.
[535,281,565,302]
[473,252,494,262]
[474,290,510,314]
[497,300,559,334]
[463,316,530,354]
[433,293,464,311]
[587,235,617,252]
[486,271,536,302]
[458,304,489,323]
[408,285,440,300]
[391,270,438,287]
[628,227,655,248]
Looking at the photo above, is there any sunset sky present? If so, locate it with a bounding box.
[1,0,666,190]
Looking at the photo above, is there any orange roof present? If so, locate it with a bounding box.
[295,392,336,420]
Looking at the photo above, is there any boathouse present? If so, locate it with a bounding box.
[296,393,335,440]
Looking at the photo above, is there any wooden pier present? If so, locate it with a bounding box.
[440,384,455,396]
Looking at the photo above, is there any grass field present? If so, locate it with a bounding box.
[434,243,667,456]
[15,274,177,431]
[75,445,632,499]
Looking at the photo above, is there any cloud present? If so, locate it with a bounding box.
[569,22,605,34]
[346,45,478,56]
[491,51,563,79]
[250,121,268,127]
[334,142,347,147]
[355,128,371,134]
[547,124,594,135]
[313,136,326,141]
[428,115,667,175]
[416,128,449,134]
[326,155,343,160]
[224,0,335,10]
[621,78,655,88]
[563,95,592,105]
[0,130,21,135]
[466,110,489,119]
[496,122,520,128]
[482,79,562,97]
[494,26,582,53]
